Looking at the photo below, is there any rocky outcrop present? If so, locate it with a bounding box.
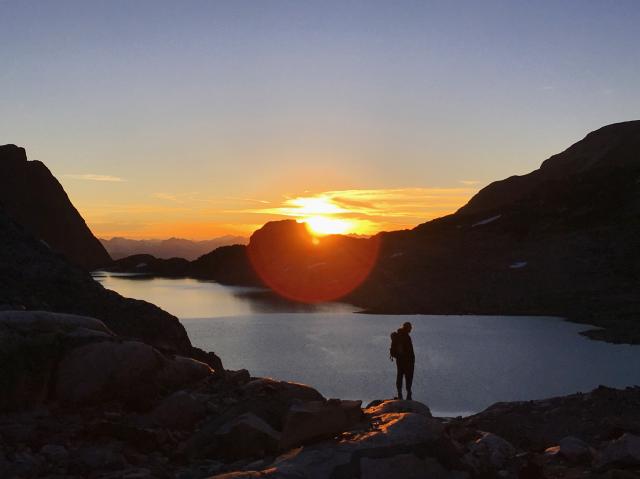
[0,311,213,412]
[0,210,194,353]
[3,342,640,479]
[0,144,111,270]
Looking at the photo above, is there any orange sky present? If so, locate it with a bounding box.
[71,185,479,239]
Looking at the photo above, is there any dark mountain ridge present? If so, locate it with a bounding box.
[0,144,111,270]
[104,121,639,342]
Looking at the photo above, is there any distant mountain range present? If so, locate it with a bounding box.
[100,236,247,261]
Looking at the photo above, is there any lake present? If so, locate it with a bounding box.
[95,273,640,416]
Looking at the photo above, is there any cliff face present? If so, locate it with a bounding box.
[0,144,111,270]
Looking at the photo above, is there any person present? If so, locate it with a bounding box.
[392,321,415,400]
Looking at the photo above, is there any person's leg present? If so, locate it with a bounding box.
[395,361,403,399]
[406,362,414,400]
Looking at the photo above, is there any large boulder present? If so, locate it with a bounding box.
[596,433,640,469]
[0,311,115,411]
[214,413,282,460]
[279,399,363,450]
[365,399,432,418]
[55,340,212,406]
[544,436,592,463]
[211,411,453,479]
[463,431,516,474]
[149,391,207,430]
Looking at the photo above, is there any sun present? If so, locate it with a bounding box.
[303,216,353,236]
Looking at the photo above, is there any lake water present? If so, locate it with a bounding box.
[95,273,640,416]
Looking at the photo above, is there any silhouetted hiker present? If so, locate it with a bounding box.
[390,321,415,400]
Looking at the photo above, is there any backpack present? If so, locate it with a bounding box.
[389,331,400,360]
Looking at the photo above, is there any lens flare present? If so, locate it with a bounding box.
[247,220,380,303]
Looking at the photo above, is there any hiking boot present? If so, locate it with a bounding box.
[407,391,412,400]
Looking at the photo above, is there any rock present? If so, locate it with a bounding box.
[357,412,445,449]
[55,340,212,406]
[40,444,69,463]
[150,391,207,430]
[159,355,215,387]
[544,436,592,463]
[56,340,166,405]
[279,400,363,450]
[360,454,460,479]
[365,399,432,418]
[96,467,155,479]
[463,432,516,472]
[70,445,126,474]
[0,207,193,355]
[241,378,324,403]
[596,433,640,469]
[0,311,115,411]
[215,413,281,459]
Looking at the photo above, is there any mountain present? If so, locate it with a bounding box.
[0,144,111,270]
[101,235,247,260]
[102,121,640,342]
[349,120,640,341]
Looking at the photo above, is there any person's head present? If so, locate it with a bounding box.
[402,321,412,333]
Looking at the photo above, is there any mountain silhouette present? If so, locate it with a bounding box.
[0,145,111,270]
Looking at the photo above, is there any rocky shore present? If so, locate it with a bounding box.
[2,311,640,479]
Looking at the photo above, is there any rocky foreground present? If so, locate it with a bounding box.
[2,312,640,479]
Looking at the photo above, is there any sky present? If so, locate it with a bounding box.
[1,0,639,238]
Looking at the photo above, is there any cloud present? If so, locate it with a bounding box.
[63,174,125,182]
[241,187,478,234]
[459,180,481,186]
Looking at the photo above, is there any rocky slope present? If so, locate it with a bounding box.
[2,312,640,479]
[349,121,640,342]
[0,208,194,354]
[0,144,111,270]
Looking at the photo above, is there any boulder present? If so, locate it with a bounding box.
[241,378,324,403]
[159,355,216,388]
[596,433,640,469]
[55,340,212,406]
[150,391,207,430]
[279,399,363,450]
[0,311,115,411]
[357,412,445,449]
[215,413,282,459]
[365,400,432,418]
[40,444,69,463]
[463,431,516,472]
[360,454,461,479]
[544,436,592,463]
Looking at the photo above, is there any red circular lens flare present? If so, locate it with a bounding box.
[247,221,380,303]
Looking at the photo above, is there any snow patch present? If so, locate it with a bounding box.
[472,214,502,227]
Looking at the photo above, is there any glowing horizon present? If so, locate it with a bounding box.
[77,186,479,240]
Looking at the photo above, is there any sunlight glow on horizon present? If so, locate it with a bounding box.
[80,186,479,239]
